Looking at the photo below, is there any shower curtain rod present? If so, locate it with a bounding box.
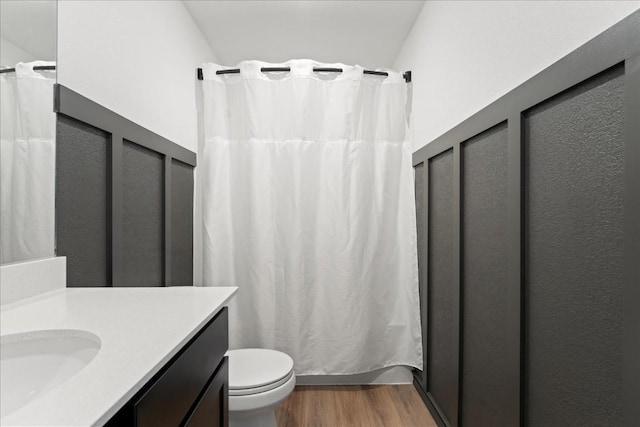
[197,67,412,83]
[0,65,56,74]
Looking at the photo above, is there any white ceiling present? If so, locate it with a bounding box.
[0,0,56,61]
[183,0,425,69]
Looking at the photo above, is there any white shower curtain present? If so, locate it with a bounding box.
[0,61,56,264]
[200,60,422,374]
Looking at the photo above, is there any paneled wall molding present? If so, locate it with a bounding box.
[413,11,640,166]
[412,11,639,427]
[111,131,123,286]
[504,113,523,424]
[55,85,196,287]
[54,85,196,165]
[623,52,640,427]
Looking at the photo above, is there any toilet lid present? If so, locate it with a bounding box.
[227,349,294,393]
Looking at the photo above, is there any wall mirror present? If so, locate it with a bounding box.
[1,0,57,264]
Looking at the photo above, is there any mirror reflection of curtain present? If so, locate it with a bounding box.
[0,61,56,263]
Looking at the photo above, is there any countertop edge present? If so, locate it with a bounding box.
[0,286,238,427]
[93,288,237,426]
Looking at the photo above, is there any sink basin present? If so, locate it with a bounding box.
[0,329,101,418]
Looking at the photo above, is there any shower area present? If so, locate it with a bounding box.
[195,59,423,377]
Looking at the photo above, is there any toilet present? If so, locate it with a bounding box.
[227,348,295,427]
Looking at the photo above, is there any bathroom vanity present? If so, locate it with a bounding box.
[0,286,237,426]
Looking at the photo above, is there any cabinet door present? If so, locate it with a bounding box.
[135,309,228,427]
[183,357,229,427]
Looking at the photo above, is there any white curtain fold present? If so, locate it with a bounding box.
[200,59,422,375]
[0,61,56,264]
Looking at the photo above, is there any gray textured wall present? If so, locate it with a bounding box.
[56,115,110,287]
[121,141,164,287]
[412,13,637,426]
[525,65,625,426]
[171,159,194,286]
[55,87,196,288]
[461,123,510,427]
[427,149,457,424]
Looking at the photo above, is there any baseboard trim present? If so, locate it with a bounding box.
[413,376,448,427]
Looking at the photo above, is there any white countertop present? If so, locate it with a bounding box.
[0,286,237,426]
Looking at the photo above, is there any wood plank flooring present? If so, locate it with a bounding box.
[275,385,437,427]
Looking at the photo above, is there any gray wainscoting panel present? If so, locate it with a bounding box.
[460,123,510,427]
[121,140,164,287]
[427,149,457,424]
[414,162,428,389]
[524,65,625,426]
[412,13,639,427]
[56,115,110,287]
[55,85,196,289]
[171,159,194,286]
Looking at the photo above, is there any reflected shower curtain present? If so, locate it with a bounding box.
[0,62,56,264]
[200,60,422,374]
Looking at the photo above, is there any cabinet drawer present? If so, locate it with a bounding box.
[183,357,228,427]
[135,307,228,427]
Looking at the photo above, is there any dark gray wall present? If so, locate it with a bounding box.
[56,116,110,287]
[427,149,458,426]
[412,11,639,427]
[171,159,194,287]
[460,123,510,427]
[524,65,624,426]
[55,85,196,288]
[121,141,165,287]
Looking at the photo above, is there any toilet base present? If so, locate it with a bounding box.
[228,371,295,427]
[229,409,277,427]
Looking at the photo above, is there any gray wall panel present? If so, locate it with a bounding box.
[171,159,194,286]
[414,162,428,388]
[460,123,510,426]
[56,115,110,287]
[427,149,456,424]
[121,140,164,287]
[55,86,196,290]
[525,65,625,426]
[412,13,639,427]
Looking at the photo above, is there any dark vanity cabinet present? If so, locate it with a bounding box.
[106,308,229,427]
[182,357,229,427]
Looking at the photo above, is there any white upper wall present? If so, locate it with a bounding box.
[394,1,640,151]
[1,0,56,64]
[58,0,219,152]
[1,37,37,67]
[184,0,424,69]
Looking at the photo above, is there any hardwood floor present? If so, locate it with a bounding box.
[275,385,437,427]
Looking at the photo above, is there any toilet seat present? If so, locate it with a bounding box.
[230,370,294,396]
[228,372,296,414]
[227,348,294,397]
